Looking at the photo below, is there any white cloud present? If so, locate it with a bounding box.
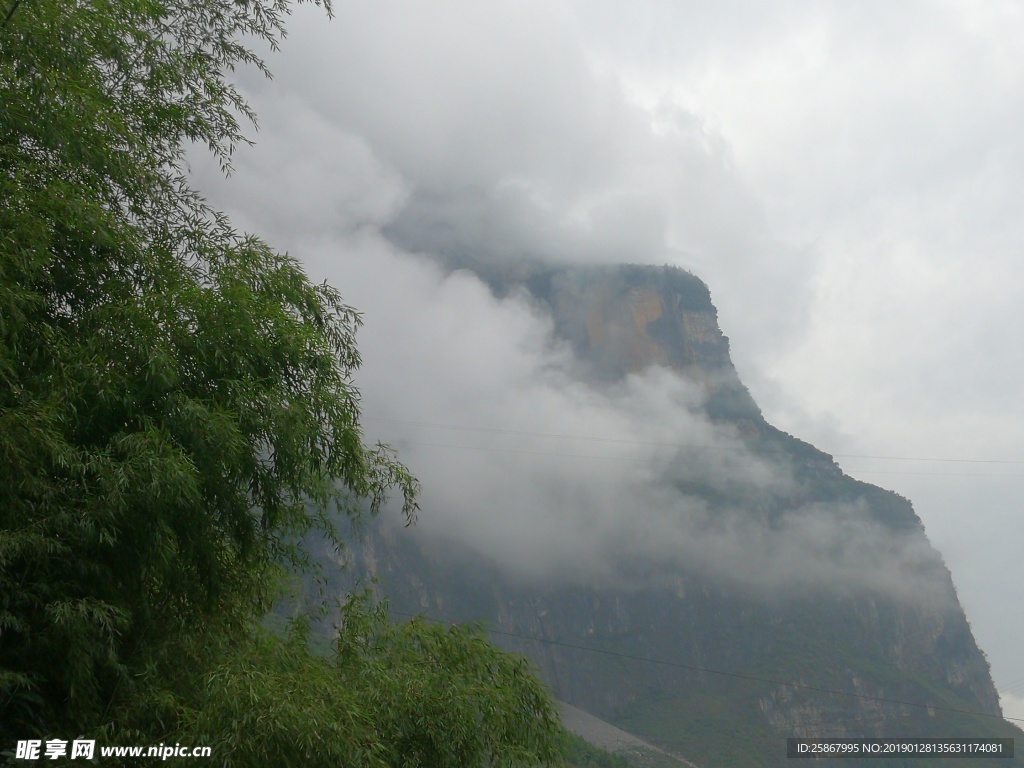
[190,0,1024,688]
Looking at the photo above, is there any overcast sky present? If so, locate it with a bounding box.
[191,0,1024,720]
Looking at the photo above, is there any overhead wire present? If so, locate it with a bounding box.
[364,416,1024,466]
[376,438,1024,479]
[364,417,1024,477]
[999,676,1024,696]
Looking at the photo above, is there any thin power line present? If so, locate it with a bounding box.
[382,608,1024,727]
[844,470,1024,478]
[1000,678,1024,696]
[365,417,1024,467]
[390,439,1024,479]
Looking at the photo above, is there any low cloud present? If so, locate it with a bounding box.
[292,238,954,607]
[187,1,960,610]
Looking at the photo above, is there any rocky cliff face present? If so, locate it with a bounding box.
[318,264,1020,767]
[522,265,760,421]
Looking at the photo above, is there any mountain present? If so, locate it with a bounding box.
[311,264,1021,767]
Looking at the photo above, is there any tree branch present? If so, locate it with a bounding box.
[2,0,21,29]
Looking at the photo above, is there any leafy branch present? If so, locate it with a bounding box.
[1,0,19,28]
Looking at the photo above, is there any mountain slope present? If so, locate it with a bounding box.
[317,264,1021,767]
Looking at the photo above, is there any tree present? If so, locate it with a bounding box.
[0,1,564,763]
[0,0,413,734]
[179,595,565,767]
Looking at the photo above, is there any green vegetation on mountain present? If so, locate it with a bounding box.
[0,0,564,764]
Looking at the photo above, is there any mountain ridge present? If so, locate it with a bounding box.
[314,263,1021,767]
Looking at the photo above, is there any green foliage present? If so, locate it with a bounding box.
[563,733,633,768]
[159,597,564,768]
[333,595,564,768]
[0,0,415,736]
[181,626,383,767]
[1,1,564,764]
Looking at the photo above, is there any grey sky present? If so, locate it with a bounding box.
[191,0,1024,718]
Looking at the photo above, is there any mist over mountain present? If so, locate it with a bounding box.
[355,262,953,607]
[300,261,1021,767]
[186,1,1024,700]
